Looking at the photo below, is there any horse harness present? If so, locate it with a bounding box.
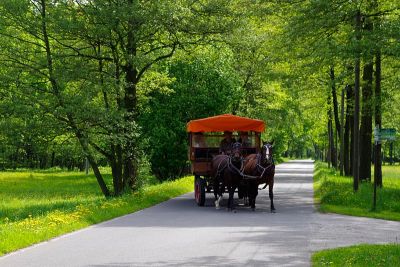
[215,155,244,178]
[216,153,274,182]
[242,153,274,180]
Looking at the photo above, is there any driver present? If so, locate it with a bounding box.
[238,131,251,147]
[219,131,236,155]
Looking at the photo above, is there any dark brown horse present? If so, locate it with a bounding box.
[211,142,243,211]
[242,141,275,212]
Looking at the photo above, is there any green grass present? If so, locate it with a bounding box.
[378,164,400,179]
[313,162,400,221]
[0,170,193,256]
[312,244,400,267]
[313,164,400,266]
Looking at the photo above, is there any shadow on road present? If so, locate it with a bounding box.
[87,255,304,267]
[98,175,314,229]
[96,160,315,229]
[87,254,305,267]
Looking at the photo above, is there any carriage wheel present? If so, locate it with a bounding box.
[194,175,206,206]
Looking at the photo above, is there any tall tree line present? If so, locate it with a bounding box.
[283,0,399,188]
[0,0,399,197]
[0,0,239,196]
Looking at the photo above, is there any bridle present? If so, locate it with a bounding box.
[216,142,274,185]
[231,142,242,160]
[216,142,244,176]
[241,143,274,182]
[261,143,274,166]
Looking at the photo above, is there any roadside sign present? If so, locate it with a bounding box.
[381,128,396,141]
[374,127,396,142]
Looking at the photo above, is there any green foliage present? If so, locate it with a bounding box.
[282,0,400,144]
[312,244,400,267]
[0,0,243,194]
[314,162,400,221]
[139,52,241,180]
[0,170,193,255]
[0,0,399,190]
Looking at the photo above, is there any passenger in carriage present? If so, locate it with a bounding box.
[193,132,207,147]
[238,131,251,147]
[219,131,236,155]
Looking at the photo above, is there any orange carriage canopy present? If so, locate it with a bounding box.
[187,114,265,133]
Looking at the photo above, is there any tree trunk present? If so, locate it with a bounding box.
[340,88,345,176]
[359,61,373,181]
[51,151,55,167]
[359,17,374,182]
[374,50,382,186]
[327,85,336,168]
[39,0,110,197]
[124,158,137,189]
[353,10,361,191]
[76,131,111,197]
[330,67,341,140]
[344,85,354,176]
[111,145,123,195]
[122,4,139,192]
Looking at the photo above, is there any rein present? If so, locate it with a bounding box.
[242,162,274,180]
[220,153,274,181]
[216,155,244,177]
[227,156,244,175]
[216,144,274,182]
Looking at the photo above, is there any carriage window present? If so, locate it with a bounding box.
[192,133,257,148]
[192,133,207,147]
[191,135,221,148]
[244,136,255,147]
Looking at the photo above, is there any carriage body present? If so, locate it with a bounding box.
[187,114,265,206]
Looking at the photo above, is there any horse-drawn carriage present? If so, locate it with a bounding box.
[187,114,275,211]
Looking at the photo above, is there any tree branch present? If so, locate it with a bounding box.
[88,140,113,159]
[136,43,177,82]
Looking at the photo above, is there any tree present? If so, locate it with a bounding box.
[139,50,241,180]
[281,0,400,187]
[0,0,240,195]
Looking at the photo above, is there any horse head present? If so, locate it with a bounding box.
[261,140,274,165]
[231,142,243,164]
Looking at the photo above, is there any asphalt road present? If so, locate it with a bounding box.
[1,160,399,267]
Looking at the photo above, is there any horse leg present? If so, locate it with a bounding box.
[238,184,245,206]
[249,183,257,211]
[213,176,222,209]
[217,179,227,209]
[243,184,249,206]
[213,184,218,201]
[228,185,236,212]
[248,194,254,211]
[215,185,223,210]
[269,181,276,213]
[238,184,243,199]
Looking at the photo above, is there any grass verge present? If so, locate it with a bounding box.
[313,163,400,266]
[312,244,400,267]
[0,171,193,256]
[313,162,400,221]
